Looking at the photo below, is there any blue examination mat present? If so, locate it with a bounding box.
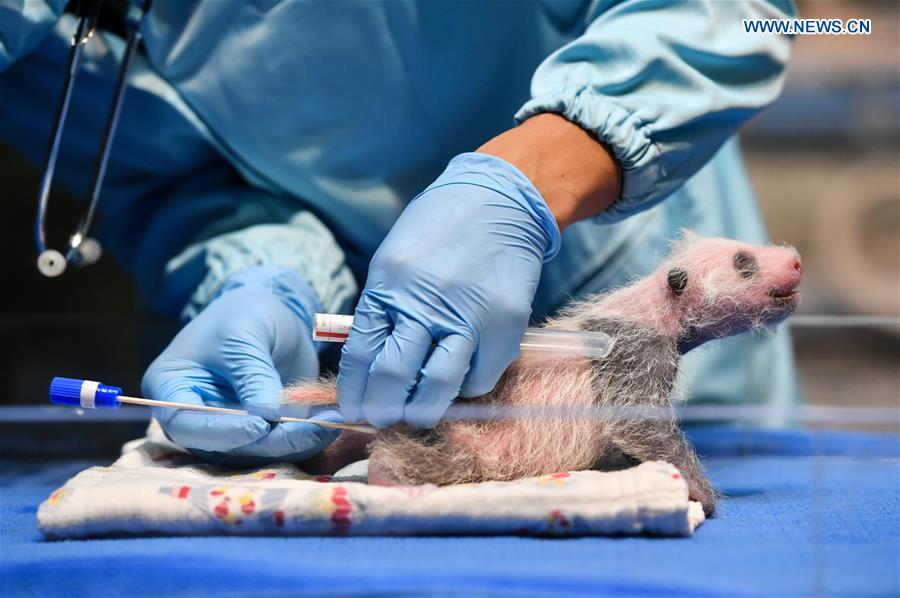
[2,427,898,597]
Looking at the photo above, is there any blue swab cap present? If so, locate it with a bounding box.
[50,377,122,409]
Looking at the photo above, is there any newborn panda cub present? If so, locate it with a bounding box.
[286,234,802,516]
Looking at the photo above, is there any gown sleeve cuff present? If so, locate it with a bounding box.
[515,86,675,224]
[172,212,358,327]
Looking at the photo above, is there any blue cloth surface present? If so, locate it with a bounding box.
[2,428,898,597]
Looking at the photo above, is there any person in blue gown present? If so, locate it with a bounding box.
[0,0,799,461]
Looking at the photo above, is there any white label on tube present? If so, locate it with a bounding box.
[313,313,354,342]
[80,380,99,409]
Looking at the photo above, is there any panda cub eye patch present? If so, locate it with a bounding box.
[667,268,688,296]
[733,251,758,279]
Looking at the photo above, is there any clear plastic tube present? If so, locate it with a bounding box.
[519,328,614,360]
[314,314,614,360]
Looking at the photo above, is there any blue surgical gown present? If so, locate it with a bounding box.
[0,0,800,409]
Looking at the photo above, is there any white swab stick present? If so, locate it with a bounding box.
[48,378,376,435]
[116,396,377,434]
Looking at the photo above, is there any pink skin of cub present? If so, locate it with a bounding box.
[285,234,802,515]
[596,236,803,346]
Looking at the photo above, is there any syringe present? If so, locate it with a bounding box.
[312,314,615,359]
[48,377,377,434]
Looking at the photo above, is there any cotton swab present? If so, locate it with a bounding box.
[48,377,376,434]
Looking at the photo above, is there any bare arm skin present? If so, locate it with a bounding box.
[477,113,623,231]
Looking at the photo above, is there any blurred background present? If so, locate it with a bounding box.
[743,0,899,428]
[1,0,897,453]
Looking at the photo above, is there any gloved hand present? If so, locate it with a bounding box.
[338,152,561,429]
[142,265,340,463]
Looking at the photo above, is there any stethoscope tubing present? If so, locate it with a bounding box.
[33,0,151,276]
[70,25,143,261]
[35,15,91,255]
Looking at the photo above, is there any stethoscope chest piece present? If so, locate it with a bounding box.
[36,236,103,277]
[37,250,67,278]
[72,237,103,266]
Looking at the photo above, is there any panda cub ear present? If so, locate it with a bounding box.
[667,268,688,296]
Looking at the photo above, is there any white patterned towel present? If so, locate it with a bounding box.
[38,424,705,538]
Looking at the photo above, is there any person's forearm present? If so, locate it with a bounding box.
[477,113,622,231]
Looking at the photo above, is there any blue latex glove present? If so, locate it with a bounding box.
[142,265,341,463]
[338,153,561,429]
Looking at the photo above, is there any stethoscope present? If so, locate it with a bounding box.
[34,0,152,277]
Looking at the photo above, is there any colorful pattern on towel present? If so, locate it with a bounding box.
[37,425,704,538]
